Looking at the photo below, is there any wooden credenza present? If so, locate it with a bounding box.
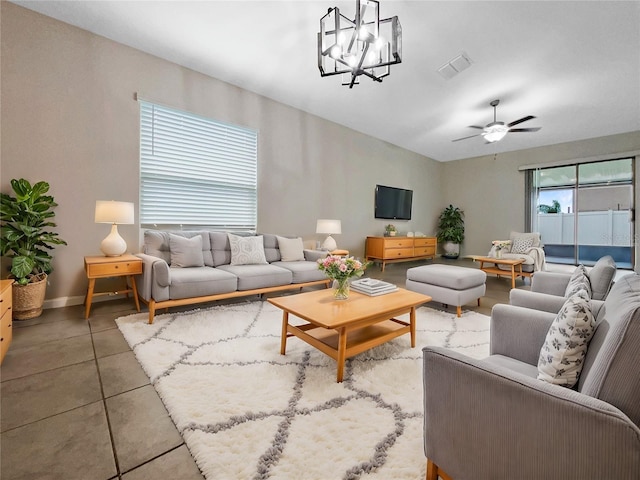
[1,279,14,365]
[366,236,437,271]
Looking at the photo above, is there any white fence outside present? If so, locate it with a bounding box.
[536,210,632,246]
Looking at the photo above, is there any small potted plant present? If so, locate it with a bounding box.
[385,224,397,237]
[436,205,464,259]
[0,179,67,319]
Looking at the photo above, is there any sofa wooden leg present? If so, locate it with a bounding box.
[148,300,156,325]
[426,458,453,480]
[456,305,462,317]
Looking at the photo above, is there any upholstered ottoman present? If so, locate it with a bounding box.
[406,264,486,317]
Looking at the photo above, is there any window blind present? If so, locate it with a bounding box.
[139,101,258,231]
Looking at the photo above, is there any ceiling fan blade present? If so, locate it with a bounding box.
[507,115,535,127]
[468,125,485,130]
[452,133,483,142]
[509,127,541,133]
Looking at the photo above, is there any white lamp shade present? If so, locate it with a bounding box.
[95,201,134,224]
[316,219,341,251]
[316,219,342,235]
[95,200,134,256]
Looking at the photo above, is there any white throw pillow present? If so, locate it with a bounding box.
[537,289,595,387]
[228,234,268,265]
[169,234,205,268]
[564,265,592,299]
[276,236,305,262]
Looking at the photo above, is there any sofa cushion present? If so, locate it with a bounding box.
[167,267,238,300]
[272,261,328,283]
[217,264,292,290]
[588,255,616,301]
[144,230,213,267]
[276,236,305,262]
[169,234,204,268]
[564,265,592,298]
[228,234,268,266]
[537,289,595,387]
[261,233,281,263]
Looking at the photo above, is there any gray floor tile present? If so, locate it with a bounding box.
[11,304,85,328]
[1,360,102,432]
[93,328,132,358]
[122,445,203,480]
[0,334,94,381]
[98,351,150,398]
[106,385,183,472]
[0,401,116,480]
[10,317,90,349]
[89,314,119,333]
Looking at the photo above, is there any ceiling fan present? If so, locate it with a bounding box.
[452,99,541,143]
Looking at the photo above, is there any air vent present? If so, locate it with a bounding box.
[437,52,473,80]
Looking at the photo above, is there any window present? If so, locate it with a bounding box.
[139,101,258,232]
[528,158,634,268]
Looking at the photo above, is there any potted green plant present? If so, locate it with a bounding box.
[436,204,464,259]
[0,179,67,319]
[385,224,397,237]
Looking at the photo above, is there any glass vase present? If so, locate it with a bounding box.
[496,249,502,259]
[333,278,350,300]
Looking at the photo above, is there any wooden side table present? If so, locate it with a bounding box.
[0,279,13,365]
[84,255,142,319]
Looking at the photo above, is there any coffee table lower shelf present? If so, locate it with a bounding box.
[281,317,412,382]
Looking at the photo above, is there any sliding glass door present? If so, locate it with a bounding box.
[531,158,634,268]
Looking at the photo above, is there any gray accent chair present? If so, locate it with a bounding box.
[423,273,640,480]
[510,255,616,314]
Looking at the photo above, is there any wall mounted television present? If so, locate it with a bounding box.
[375,185,413,220]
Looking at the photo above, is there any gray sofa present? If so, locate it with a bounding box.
[135,230,330,323]
[510,255,616,313]
[423,273,640,480]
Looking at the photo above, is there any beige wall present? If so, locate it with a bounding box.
[1,3,442,305]
[2,4,639,307]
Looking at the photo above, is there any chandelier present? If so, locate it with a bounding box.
[318,0,402,88]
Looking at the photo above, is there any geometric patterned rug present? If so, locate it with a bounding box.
[116,300,490,480]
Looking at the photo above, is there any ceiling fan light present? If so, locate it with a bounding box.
[483,124,509,143]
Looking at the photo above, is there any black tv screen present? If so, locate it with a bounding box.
[375,185,413,220]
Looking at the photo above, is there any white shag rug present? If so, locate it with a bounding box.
[116,300,490,480]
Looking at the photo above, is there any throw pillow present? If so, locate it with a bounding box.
[537,289,596,387]
[564,265,592,299]
[228,234,268,265]
[587,255,616,301]
[510,235,534,254]
[169,234,205,268]
[276,236,305,262]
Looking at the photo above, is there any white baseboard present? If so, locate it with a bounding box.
[43,293,131,310]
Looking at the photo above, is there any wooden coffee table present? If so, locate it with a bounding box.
[471,256,527,289]
[268,288,431,382]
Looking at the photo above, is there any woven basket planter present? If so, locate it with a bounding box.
[12,273,47,320]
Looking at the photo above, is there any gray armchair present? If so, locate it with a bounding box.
[423,273,640,480]
[510,255,616,313]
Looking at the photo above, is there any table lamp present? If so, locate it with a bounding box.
[95,200,134,256]
[316,219,341,251]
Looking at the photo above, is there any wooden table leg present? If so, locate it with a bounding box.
[410,306,416,347]
[85,278,96,319]
[510,265,516,289]
[128,276,141,312]
[336,327,347,382]
[280,311,289,355]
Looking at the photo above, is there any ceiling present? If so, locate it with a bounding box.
[12,1,640,162]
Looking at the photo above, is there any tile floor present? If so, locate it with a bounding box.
[0,257,523,479]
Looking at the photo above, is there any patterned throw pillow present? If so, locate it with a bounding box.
[537,289,595,387]
[510,235,534,254]
[228,234,268,266]
[564,265,592,298]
